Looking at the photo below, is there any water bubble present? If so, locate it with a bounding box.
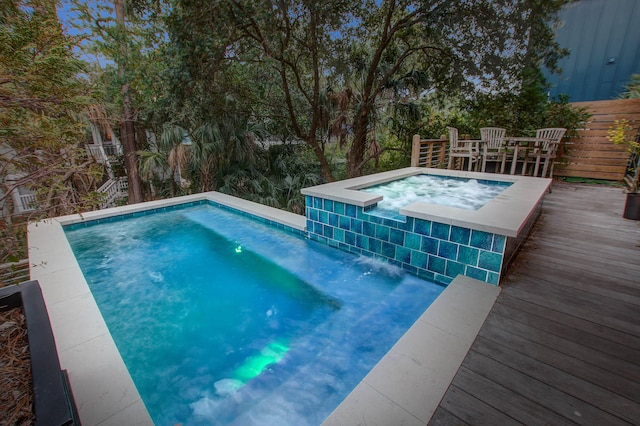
[360,174,509,214]
[214,378,244,396]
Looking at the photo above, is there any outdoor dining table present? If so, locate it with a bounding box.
[502,136,555,175]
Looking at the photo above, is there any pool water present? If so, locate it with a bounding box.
[65,203,444,426]
[360,174,511,216]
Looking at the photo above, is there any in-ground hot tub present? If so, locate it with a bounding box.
[301,167,550,285]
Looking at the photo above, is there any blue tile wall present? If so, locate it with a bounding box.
[438,241,458,260]
[405,232,421,250]
[431,222,450,240]
[64,201,207,230]
[410,251,428,269]
[390,229,405,245]
[428,255,446,274]
[305,196,505,286]
[64,199,307,240]
[470,230,493,250]
[450,226,471,245]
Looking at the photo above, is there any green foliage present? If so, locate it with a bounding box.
[607,119,639,151]
[544,95,591,140]
[466,68,547,135]
[5,0,571,221]
[0,0,99,209]
[0,0,100,262]
[620,74,640,99]
[156,0,571,179]
[465,67,590,140]
[0,1,89,152]
[607,119,640,193]
[136,116,320,212]
[260,144,322,213]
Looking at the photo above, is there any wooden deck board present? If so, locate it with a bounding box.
[450,367,574,426]
[491,301,640,365]
[429,182,640,425]
[479,316,640,399]
[429,407,469,426]
[497,294,640,350]
[456,344,629,425]
[504,276,639,328]
[467,340,636,424]
[512,269,640,305]
[437,385,522,426]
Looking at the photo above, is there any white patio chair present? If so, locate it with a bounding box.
[447,127,481,171]
[480,127,507,173]
[526,128,566,178]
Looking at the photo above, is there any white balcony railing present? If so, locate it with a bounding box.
[103,143,122,156]
[6,177,128,215]
[86,144,108,164]
[11,190,37,213]
[98,177,128,209]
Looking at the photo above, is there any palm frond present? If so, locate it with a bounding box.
[159,124,188,152]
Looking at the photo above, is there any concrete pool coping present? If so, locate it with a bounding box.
[301,167,551,237]
[28,191,500,425]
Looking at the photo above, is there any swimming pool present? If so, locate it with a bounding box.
[63,202,444,425]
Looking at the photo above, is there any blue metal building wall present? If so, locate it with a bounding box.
[545,0,640,102]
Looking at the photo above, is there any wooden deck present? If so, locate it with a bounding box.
[429,182,640,425]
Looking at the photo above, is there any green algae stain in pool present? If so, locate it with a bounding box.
[64,203,444,425]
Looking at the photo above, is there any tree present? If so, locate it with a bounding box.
[0,0,99,210]
[0,0,98,261]
[166,0,570,180]
[70,0,150,203]
[114,0,144,203]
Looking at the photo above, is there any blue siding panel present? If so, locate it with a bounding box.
[546,0,640,101]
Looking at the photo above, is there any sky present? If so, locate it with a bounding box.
[56,0,112,67]
[57,0,80,34]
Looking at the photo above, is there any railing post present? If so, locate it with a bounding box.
[411,134,421,167]
[439,136,448,166]
[427,143,435,168]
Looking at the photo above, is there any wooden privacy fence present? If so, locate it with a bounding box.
[554,99,640,181]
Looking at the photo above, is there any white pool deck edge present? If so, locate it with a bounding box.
[28,191,500,425]
[301,167,551,237]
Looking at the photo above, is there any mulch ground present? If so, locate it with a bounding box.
[0,307,35,425]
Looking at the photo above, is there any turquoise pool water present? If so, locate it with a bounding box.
[360,174,511,218]
[65,203,444,425]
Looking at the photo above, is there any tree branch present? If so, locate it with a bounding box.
[355,146,407,171]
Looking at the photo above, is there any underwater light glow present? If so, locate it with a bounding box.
[233,340,290,383]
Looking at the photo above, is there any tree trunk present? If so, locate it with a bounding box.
[120,88,143,203]
[347,106,371,178]
[306,136,334,182]
[307,4,334,183]
[115,0,144,203]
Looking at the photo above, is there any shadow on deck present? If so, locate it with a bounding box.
[429,182,640,425]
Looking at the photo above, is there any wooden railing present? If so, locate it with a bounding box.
[411,135,449,168]
[555,99,640,181]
